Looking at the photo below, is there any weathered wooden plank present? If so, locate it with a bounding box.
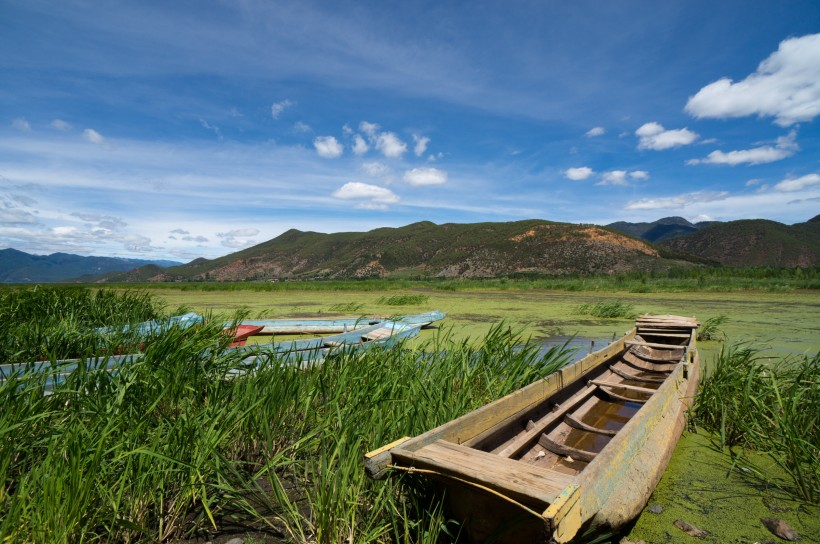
[590,379,657,395]
[636,331,691,338]
[364,436,411,479]
[609,365,666,383]
[494,385,599,458]
[626,340,686,349]
[393,440,573,506]
[564,413,617,436]
[598,388,648,404]
[538,434,597,463]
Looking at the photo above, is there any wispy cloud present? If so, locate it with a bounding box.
[271,99,295,119]
[199,118,223,140]
[688,131,799,166]
[51,119,72,131]
[413,134,430,156]
[773,173,820,192]
[636,122,698,150]
[625,191,729,210]
[83,128,105,145]
[403,167,447,186]
[217,228,260,248]
[12,118,32,132]
[686,33,820,127]
[314,135,343,158]
[352,134,369,155]
[585,127,605,137]
[332,181,399,209]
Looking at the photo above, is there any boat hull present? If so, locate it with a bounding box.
[365,315,700,543]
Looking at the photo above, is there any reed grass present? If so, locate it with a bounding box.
[694,345,819,503]
[377,294,430,306]
[697,315,728,341]
[0,289,573,542]
[575,300,638,319]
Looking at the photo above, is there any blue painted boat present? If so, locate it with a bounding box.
[96,312,203,336]
[238,310,446,335]
[3,320,421,391]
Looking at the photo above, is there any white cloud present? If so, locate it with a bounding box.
[12,118,32,132]
[585,127,605,137]
[270,99,294,119]
[636,122,698,150]
[625,191,729,210]
[773,173,820,192]
[170,228,190,235]
[403,167,447,186]
[217,228,260,248]
[564,167,594,181]
[314,135,343,158]
[685,33,820,127]
[332,181,399,209]
[630,170,649,180]
[359,121,380,138]
[293,121,312,133]
[182,235,209,242]
[688,130,798,166]
[413,134,430,156]
[83,128,105,145]
[342,124,354,136]
[352,134,369,155]
[597,170,629,186]
[361,162,390,177]
[51,119,72,131]
[375,132,407,158]
[691,214,715,222]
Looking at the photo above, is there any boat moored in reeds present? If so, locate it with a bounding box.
[365,314,700,543]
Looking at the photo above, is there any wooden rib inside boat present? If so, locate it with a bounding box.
[365,314,699,543]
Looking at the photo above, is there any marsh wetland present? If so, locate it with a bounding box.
[1,282,818,543]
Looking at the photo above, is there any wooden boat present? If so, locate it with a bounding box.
[237,310,446,335]
[226,324,265,347]
[365,315,700,543]
[4,320,422,391]
[235,320,422,367]
[95,312,203,335]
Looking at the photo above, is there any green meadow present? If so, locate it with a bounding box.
[1,282,818,543]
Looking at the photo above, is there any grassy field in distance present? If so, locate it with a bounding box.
[148,286,820,361]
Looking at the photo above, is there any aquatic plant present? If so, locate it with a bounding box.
[694,345,819,503]
[575,300,638,319]
[697,315,729,341]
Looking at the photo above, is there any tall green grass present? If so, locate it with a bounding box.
[694,345,819,503]
[0,286,163,364]
[575,300,638,319]
[0,290,572,542]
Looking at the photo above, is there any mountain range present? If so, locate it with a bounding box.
[2,215,817,283]
[0,249,181,283]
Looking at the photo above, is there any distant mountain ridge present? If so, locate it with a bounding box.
[106,219,700,282]
[659,216,820,268]
[0,249,182,283]
[606,216,716,243]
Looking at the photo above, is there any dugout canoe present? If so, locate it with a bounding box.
[365,314,700,543]
[237,310,446,335]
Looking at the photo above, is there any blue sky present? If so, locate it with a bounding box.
[1,0,819,261]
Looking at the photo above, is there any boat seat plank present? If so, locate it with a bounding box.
[609,365,666,383]
[637,331,691,338]
[564,413,617,436]
[494,384,598,458]
[590,379,657,395]
[598,388,648,404]
[404,439,574,505]
[538,434,597,463]
[362,328,393,341]
[626,341,686,349]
